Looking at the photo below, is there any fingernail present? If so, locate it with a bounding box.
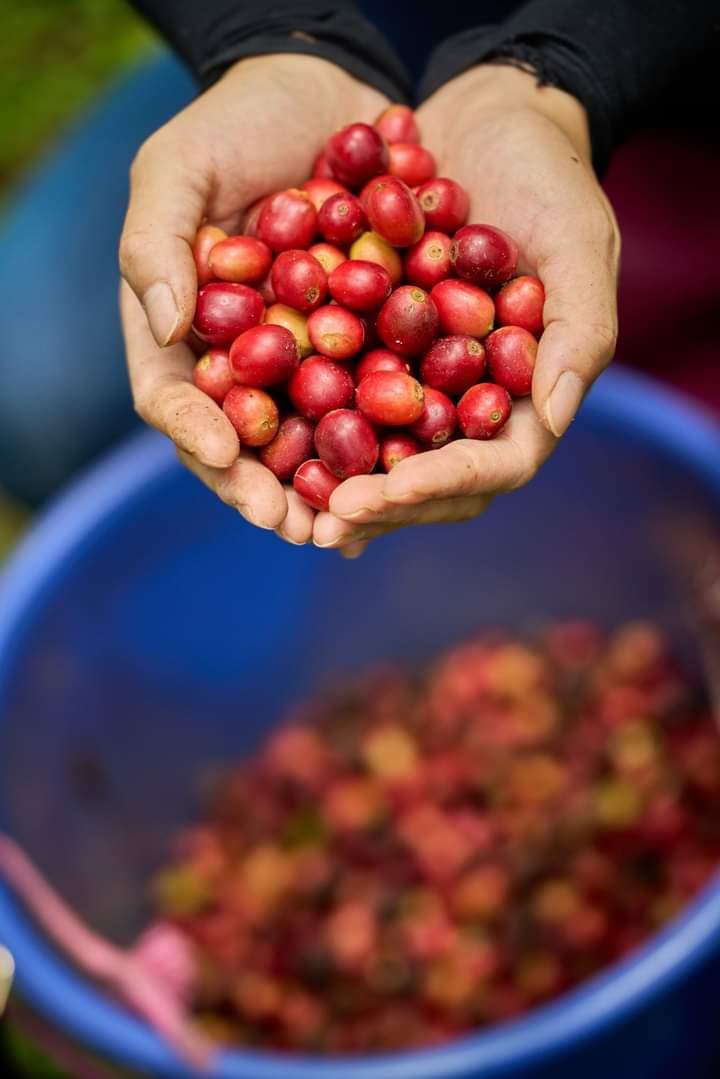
[383,489,414,504]
[276,533,305,546]
[238,506,272,530]
[382,479,415,503]
[340,542,367,560]
[337,507,373,520]
[544,371,584,437]
[143,282,179,346]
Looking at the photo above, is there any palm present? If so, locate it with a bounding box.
[420,98,596,281]
[184,61,385,231]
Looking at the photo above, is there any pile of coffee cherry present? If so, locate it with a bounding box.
[190,105,544,511]
[152,621,720,1052]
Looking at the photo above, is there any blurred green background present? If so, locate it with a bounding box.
[0,1,155,560]
[0,1,154,199]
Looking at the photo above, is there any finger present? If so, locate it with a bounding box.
[314,493,491,548]
[314,514,398,549]
[532,211,619,437]
[0,946,13,1016]
[382,401,554,506]
[119,133,210,346]
[121,283,239,469]
[340,542,369,559]
[178,449,288,531]
[275,487,315,545]
[330,469,492,528]
[329,475,389,522]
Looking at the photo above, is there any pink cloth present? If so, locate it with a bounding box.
[603,129,720,413]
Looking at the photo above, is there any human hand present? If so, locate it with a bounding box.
[314,65,619,556]
[119,54,387,544]
[0,944,13,1016]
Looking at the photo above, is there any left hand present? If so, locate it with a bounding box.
[118,54,389,549]
[313,65,619,558]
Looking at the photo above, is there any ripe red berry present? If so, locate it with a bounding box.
[242,197,268,238]
[311,150,334,179]
[264,304,312,358]
[404,232,453,291]
[457,383,512,439]
[495,275,545,337]
[223,385,279,447]
[307,306,365,361]
[355,349,410,383]
[350,231,403,287]
[328,260,392,312]
[430,279,494,339]
[366,177,425,248]
[208,235,272,285]
[380,433,420,471]
[417,178,469,234]
[257,273,276,306]
[388,143,437,188]
[192,348,234,404]
[420,336,486,396]
[271,250,328,313]
[258,189,317,252]
[377,286,439,356]
[258,415,315,481]
[485,326,538,397]
[308,243,347,276]
[359,315,382,352]
[193,282,265,347]
[326,123,389,189]
[356,371,425,426]
[450,224,519,288]
[293,459,341,511]
[193,224,226,287]
[409,386,457,447]
[229,324,300,386]
[289,355,355,420]
[317,193,367,246]
[315,409,380,478]
[302,177,348,212]
[374,105,420,145]
[357,173,391,213]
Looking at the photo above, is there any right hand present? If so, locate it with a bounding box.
[119,54,388,544]
[313,65,619,556]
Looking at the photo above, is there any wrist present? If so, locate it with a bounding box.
[219,53,388,129]
[431,64,591,163]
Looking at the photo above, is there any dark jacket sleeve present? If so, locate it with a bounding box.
[418,0,719,174]
[128,0,411,103]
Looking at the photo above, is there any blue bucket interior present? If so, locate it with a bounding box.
[1,370,720,1079]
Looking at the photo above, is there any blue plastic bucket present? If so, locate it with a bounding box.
[1,369,720,1078]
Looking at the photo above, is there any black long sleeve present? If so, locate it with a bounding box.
[129,1,718,174]
[127,0,411,102]
[419,0,719,174]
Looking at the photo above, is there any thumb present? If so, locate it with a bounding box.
[531,235,619,438]
[119,135,210,347]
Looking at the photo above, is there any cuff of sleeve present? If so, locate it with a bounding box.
[162,5,412,105]
[419,29,614,176]
[197,27,411,105]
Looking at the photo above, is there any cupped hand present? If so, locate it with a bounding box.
[119,54,387,543]
[314,65,619,556]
